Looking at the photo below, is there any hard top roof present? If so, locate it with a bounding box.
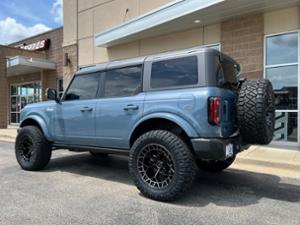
[75,47,231,75]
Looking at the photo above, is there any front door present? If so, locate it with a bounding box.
[95,65,144,149]
[10,81,41,124]
[54,72,100,146]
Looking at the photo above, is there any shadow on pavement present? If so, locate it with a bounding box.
[45,151,300,207]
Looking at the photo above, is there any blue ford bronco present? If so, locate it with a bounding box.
[15,47,275,201]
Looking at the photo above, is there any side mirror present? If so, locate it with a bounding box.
[46,88,59,103]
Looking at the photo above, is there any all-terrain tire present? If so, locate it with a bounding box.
[197,156,236,172]
[237,79,275,144]
[129,130,197,202]
[15,126,52,171]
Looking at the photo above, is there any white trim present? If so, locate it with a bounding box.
[264,30,300,38]
[265,62,298,69]
[275,110,298,113]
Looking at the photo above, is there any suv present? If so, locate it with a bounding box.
[15,47,275,201]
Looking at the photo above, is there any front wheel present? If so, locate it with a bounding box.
[129,130,197,202]
[197,156,236,172]
[15,126,52,171]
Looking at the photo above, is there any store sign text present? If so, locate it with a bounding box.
[15,39,51,51]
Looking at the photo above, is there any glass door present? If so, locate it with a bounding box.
[10,81,41,124]
[264,31,299,144]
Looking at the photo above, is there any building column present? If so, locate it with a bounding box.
[41,70,47,101]
[0,56,8,128]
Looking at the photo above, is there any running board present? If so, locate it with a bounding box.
[52,144,129,155]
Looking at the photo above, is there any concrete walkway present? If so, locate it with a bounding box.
[234,145,300,179]
[0,128,299,178]
[0,128,17,142]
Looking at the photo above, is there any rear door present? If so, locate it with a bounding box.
[95,65,144,149]
[54,73,100,145]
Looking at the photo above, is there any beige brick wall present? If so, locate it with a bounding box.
[0,46,46,128]
[221,13,264,80]
[0,28,63,127]
[70,0,221,66]
[12,28,63,79]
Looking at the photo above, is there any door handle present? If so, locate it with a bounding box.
[80,106,93,112]
[123,104,139,111]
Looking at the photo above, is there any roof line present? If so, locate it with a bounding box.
[95,0,224,47]
[9,26,63,46]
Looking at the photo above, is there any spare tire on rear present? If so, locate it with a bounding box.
[237,79,275,145]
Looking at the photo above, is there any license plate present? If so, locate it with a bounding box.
[225,144,234,158]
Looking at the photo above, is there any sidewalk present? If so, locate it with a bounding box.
[233,145,300,179]
[0,128,299,177]
[0,128,17,142]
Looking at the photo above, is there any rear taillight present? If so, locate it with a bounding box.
[208,97,221,125]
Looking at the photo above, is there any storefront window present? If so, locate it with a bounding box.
[10,81,41,124]
[265,31,299,143]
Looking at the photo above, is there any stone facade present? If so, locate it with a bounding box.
[221,13,264,80]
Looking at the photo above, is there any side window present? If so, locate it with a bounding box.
[104,66,142,98]
[151,56,198,89]
[65,73,99,101]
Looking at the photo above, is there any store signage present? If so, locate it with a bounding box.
[15,39,51,51]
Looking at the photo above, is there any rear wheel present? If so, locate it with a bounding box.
[197,156,236,172]
[15,126,52,171]
[129,130,197,201]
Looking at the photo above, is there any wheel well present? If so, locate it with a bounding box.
[20,119,42,132]
[130,118,193,150]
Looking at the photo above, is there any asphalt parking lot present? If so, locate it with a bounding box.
[0,141,300,225]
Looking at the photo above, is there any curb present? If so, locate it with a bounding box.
[0,137,15,143]
[236,157,300,171]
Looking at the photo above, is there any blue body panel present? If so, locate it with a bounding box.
[20,87,237,149]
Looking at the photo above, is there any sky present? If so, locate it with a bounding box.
[0,0,62,45]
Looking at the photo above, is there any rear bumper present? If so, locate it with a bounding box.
[191,136,249,160]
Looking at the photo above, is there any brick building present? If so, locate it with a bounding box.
[62,0,300,147]
[0,27,70,128]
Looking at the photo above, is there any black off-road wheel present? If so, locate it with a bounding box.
[129,130,197,202]
[197,156,236,172]
[15,126,52,171]
[237,79,275,144]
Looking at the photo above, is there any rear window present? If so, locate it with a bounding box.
[104,66,142,98]
[215,55,239,88]
[150,56,198,89]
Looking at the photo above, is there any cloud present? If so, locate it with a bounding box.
[51,0,63,25]
[0,17,50,45]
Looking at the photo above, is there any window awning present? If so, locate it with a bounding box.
[95,0,300,47]
[6,56,56,76]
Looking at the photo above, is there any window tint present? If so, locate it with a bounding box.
[215,56,239,88]
[104,66,142,98]
[151,56,198,89]
[65,73,99,101]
